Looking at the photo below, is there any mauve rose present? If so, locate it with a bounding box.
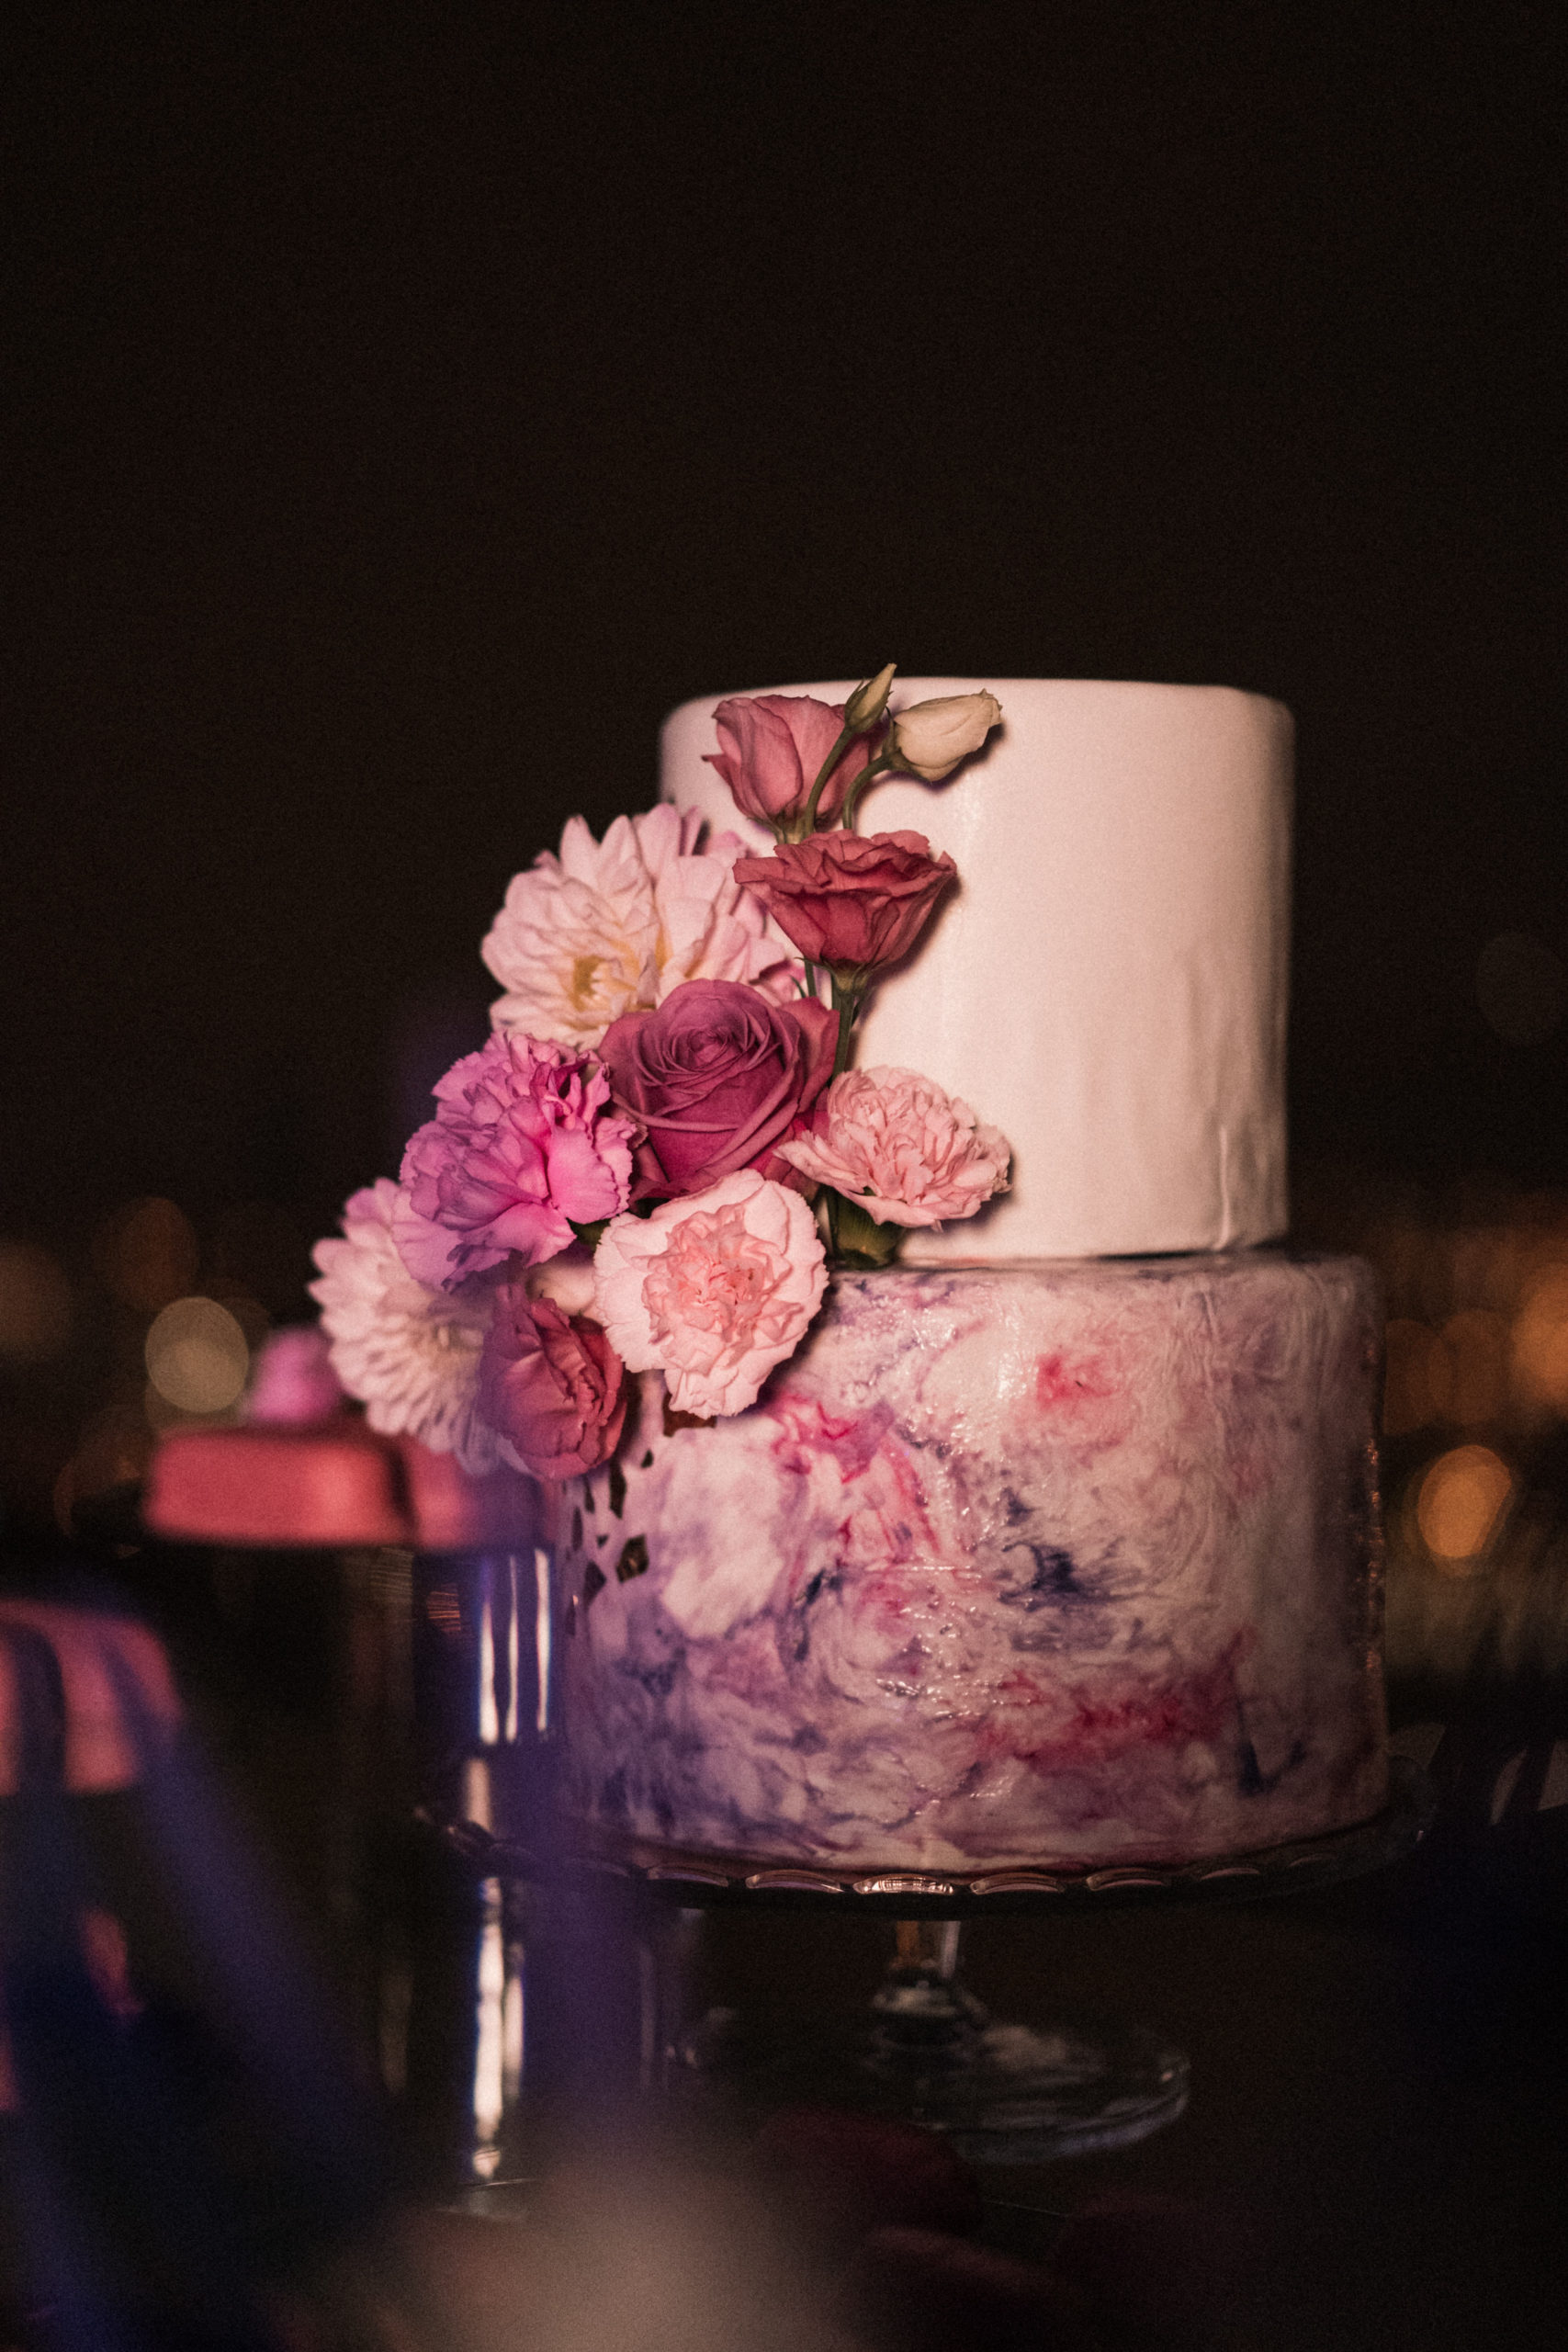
[480,1288,626,1480]
[705,695,881,833]
[732,831,957,980]
[599,978,838,1200]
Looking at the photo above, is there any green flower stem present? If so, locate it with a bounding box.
[798,724,858,836]
[836,751,897,832]
[829,972,866,1075]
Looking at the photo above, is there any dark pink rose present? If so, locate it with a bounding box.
[599,978,838,1200]
[705,695,882,832]
[397,1031,636,1291]
[731,831,957,980]
[480,1289,626,1480]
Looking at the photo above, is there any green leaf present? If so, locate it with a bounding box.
[824,1190,905,1269]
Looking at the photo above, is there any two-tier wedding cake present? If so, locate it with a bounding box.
[551,682,1385,1870]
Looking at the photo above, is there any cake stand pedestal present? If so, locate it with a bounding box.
[445,1758,1433,2165]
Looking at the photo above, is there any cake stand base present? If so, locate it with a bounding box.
[435,1763,1431,2170]
[675,1915,1189,2162]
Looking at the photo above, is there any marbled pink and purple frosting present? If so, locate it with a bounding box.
[555,1253,1386,1871]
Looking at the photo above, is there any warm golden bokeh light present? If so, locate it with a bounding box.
[1510,1265,1568,1413]
[1416,1444,1513,1569]
[94,1197,200,1314]
[0,1240,73,1364]
[144,1295,250,1414]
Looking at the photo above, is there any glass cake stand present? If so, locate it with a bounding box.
[440,1756,1435,2166]
[404,1551,1433,2170]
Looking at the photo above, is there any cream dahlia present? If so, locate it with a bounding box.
[309,1179,500,1471]
[482,805,795,1048]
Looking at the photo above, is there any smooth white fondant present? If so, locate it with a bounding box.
[660,679,1292,1261]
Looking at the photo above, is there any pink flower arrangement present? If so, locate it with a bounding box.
[480,1285,627,1479]
[600,978,838,1198]
[397,1032,637,1290]
[592,1170,827,1419]
[311,665,1006,1477]
[780,1067,1011,1227]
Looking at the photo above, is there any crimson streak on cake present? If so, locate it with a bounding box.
[556,1254,1387,1871]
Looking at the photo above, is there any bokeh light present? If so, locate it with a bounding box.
[94,1197,200,1313]
[0,1240,73,1364]
[1416,1444,1513,1569]
[1476,931,1566,1046]
[1510,1265,1568,1413]
[144,1295,250,1414]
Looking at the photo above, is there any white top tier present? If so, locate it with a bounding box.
[660,678,1292,1261]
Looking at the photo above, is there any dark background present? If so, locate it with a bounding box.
[2,0,1564,1532]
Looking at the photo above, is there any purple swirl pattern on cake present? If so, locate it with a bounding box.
[556,1255,1387,1870]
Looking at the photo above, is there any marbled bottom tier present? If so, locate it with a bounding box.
[556,1253,1387,1870]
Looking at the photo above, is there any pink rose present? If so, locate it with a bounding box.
[780,1067,1012,1227]
[732,831,956,981]
[705,695,882,834]
[592,1169,828,1419]
[598,978,838,1201]
[397,1032,637,1290]
[480,1287,627,1480]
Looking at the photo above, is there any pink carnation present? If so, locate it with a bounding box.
[592,1169,827,1419]
[480,1286,627,1480]
[397,1032,636,1290]
[779,1066,1011,1227]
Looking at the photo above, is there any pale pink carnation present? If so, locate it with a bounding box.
[592,1168,827,1419]
[779,1066,1011,1227]
[310,1180,500,1472]
[482,804,797,1049]
[397,1032,636,1291]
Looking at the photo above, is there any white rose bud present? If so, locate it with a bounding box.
[888,691,1003,783]
[843,661,897,733]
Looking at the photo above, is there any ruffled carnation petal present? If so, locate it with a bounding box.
[398,1032,636,1290]
[480,1287,626,1481]
[592,1169,827,1419]
[779,1066,1011,1227]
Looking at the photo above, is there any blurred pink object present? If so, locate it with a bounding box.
[243,1326,346,1424]
[144,1421,541,1550]
[0,1600,182,1794]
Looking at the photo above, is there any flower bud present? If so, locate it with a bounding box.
[889,691,1003,783]
[843,662,897,733]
